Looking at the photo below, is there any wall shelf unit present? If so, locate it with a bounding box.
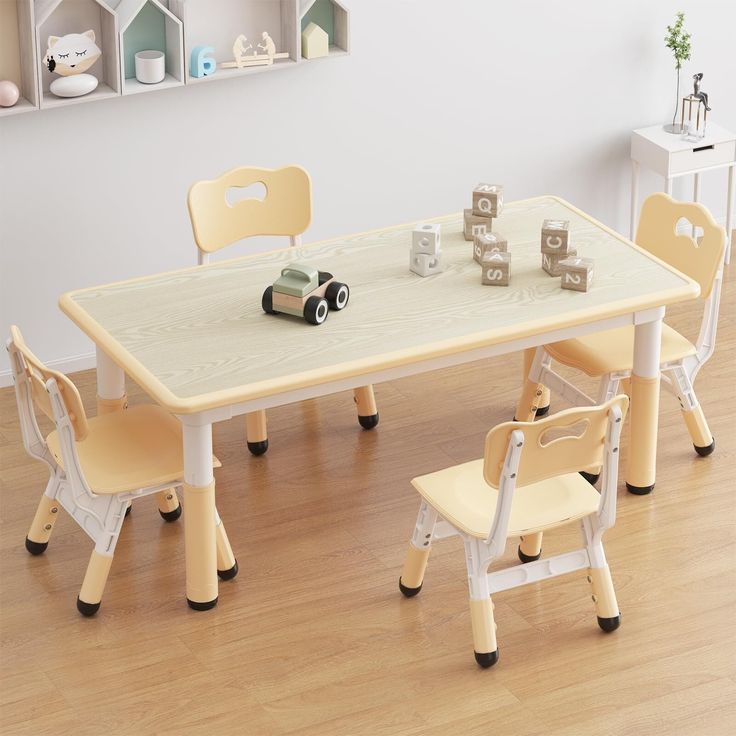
[0,0,39,117]
[0,0,349,118]
[117,0,184,95]
[299,0,349,57]
[35,0,121,109]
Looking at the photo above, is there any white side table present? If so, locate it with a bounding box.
[631,122,735,263]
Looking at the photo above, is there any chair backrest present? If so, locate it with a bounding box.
[635,193,725,301]
[7,325,88,441]
[187,165,312,256]
[483,396,629,489]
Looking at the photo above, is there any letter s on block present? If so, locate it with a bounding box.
[191,45,216,77]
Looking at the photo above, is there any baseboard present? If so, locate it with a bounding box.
[0,351,96,389]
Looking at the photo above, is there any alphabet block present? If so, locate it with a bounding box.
[464,208,492,241]
[412,223,441,255]
[540,219,571,254]
[473,231,508,264]
[542,248,577,276]
[480,251,510,286]
[473,184,503,218]
[559,256,594,292]
[410,251,443,277]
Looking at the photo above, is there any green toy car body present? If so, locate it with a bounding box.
[262,262,350,325]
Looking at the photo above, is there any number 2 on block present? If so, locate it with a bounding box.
[564,272,581,284]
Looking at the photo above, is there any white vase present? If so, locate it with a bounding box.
[135,51,165,84]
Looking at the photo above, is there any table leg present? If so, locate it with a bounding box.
[182,420,218,610]
[726,164,734,265]
[95,346,127,414]
[665,177,673,196]
[630,160,640,240]
[692,173,701,238]
[626,314,663,495]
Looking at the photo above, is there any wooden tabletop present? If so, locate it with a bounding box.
[60,196,698,414]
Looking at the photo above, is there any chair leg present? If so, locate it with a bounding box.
[667,367,715,456]
[580,375,619,486]
[25,473,63,555]
[246,410,269,456]
[157,489,182,522]
[518,532,543,563]
[516,348,546,421]
[399,501,437,596]
[354,385,379,429]
[464,537,498,667]
[588,566,620,632]
[77,550,114,617]
[215,509,238,581]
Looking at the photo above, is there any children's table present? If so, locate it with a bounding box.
[60,196,699,610]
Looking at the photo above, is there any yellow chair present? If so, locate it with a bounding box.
[399,396,629,667]
[518,193,726,493]
[7,326,237,616]
[187,165,379,456]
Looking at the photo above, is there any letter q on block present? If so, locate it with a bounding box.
[473,184,504,218]
[412,223,441,256]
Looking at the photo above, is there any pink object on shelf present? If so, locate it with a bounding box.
[0,80,20,107]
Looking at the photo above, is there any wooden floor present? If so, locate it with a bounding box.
[1,267,735,736]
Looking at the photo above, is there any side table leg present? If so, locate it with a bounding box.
[630,160,640,240]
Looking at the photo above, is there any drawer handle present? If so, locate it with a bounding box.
[693,144,715,152]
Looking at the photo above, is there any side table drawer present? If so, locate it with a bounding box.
[669,140,736,175]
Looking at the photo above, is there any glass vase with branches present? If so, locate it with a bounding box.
[664,11,692,133]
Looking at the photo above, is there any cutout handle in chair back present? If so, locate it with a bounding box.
[187,165,312,254]
[8,326,88,441]
[636,193,725,300]
[483,396,629,488]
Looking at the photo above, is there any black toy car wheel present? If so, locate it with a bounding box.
[304,296,329,325]
[325,282,350,310]
[262,286,277,314]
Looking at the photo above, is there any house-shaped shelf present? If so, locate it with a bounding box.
[170,0,300,85]
[0,1,39,116]
[299,0,349,58]
[34,0,121,108]
[116,0,184,95]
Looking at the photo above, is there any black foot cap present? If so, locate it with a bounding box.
[626,482,655,496]
[474,649,499,668]
[217,560,239,581]
[694,438,715,457]
[247,439,269,456]
[580,470,601,486]
[535,404,550,417]
[125,504,132,517]
[358,413,379,430]
[399,577,422,597]
[597,614,621,632]
[25,537,48,556]
[187,596,218,611]
[77,597,100,617]
[159,504,182,523]
[518,546,541,564]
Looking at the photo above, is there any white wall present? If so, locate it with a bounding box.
[1,0,734,382]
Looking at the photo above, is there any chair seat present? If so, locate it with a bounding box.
[47,404,220,495]
[412,459,601,539]
[545,323,696,377]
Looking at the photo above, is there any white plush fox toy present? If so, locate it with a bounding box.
[44,30,101,77]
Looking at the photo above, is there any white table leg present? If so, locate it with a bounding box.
[630,160,640,240]
[665,177,673,196]
[182,420,218,610]
[626,311,664,495]
[726,164,734,265]
[95,346,127,414]
[692,173,701,238]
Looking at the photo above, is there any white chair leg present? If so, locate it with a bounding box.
[581,517,620,632]
[464,537,498,667]
[665,366,715,456]
[578,375,620,487]
[25,471,63,555]
[399,501,437,596]
[516,348,547,421]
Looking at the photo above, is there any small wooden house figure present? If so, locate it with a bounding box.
[299,0,349,56]
[116,0,184,95]
[301,21,328,59]
[34,0,121,108]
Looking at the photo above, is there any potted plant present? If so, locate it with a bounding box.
[663,11,692,133]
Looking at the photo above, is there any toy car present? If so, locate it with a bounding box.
[262,263,350,325]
